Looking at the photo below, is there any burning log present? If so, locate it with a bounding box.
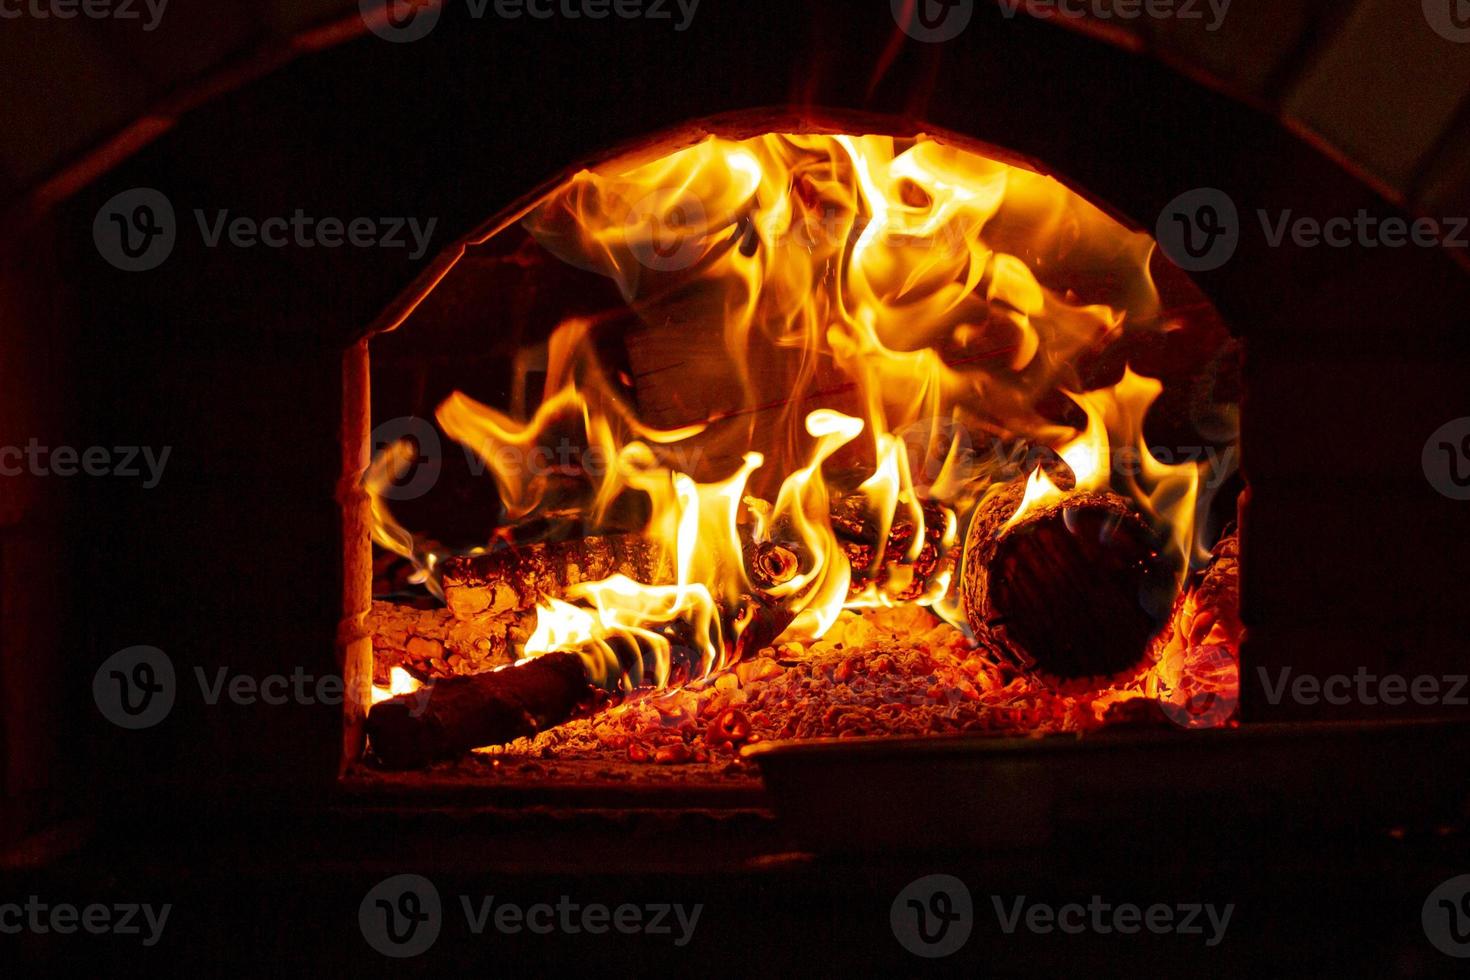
[960,478,1176,679]
[440,535,672,621]
[369,540,801,768]
[831,496,957,603]
[367,652,597,769]
[370,495,954,766]
[440,496,956,624]
[367,597,795,768]
[366,600,517,682]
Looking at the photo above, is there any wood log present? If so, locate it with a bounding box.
[369,497,948,766]
[366,599,517,683]
[367,595,795,768]
[367,652,597,769]
[440,535,672,621]
[369,530,806,767]
[960,479,1176,679]
[438,495,957,628]
[831,496,958,603]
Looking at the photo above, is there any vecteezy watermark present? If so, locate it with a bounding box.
[94,187,437,272]
[993,895,1234,946]
[370,414,1234,505]
[624,188,708,272]
[361,875,442,958]
[359,874,703,958]
[891,874,973,958]
[92,646,428,730]
[975,436,1239,489]
[1256,211,1470,251]
[93,646,176,730]
[0,897,171,947]
[997,0,1231,32]
[1424,875,1470,958]
[1424,417,1470,500]
[1157,644,1239,730]
[1257,666,1469,708]
[1424,0,1470,44]
[1157,187,1470,272]
[892,0,975,43]
[359,0,700,43]
[895,0,1230,42]
[0,440,170,488]
[369,415,710,501]
[1156,188,1240,272]
[0,0,168,31]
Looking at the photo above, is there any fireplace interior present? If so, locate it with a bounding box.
[4,0,1470,973]
[355,123,1247,786]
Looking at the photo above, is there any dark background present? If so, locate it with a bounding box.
[1,0,1469,974]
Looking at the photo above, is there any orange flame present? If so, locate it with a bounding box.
[369,132,1223,693]
[1003,368,1201,585]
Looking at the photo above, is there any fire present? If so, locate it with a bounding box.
[371,666,423,705]
[1002,368,1202,584]
[369,131,1225,696]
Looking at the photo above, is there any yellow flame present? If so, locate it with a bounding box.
[1004,368,1202,584]
[371,666,423,705]
[368,132,1220,692]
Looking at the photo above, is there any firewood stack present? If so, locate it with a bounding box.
[367,465,1195,767]
[366,497,961,768]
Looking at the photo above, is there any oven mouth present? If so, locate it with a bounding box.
[346,120,1243,780]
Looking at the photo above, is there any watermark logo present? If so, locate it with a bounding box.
[1424,0,1470,43]
[0,0,169,31]
[0,441,170,487]
[1424,417,1470,500]
[1158,644,1238,729]
[371,416,444,501]
[625,189,708,272]
[1159,189,1470,270]
[891,874,973,958]
[360,874,442,958]
[359,876,702,955]
[93,646,176,730]
[893,0,974,42]
[361,0,443,42]
[94,188,176,272]
[93,190,438,270]
[1424,875,1470,957]
[94,647,431,728]
[994,895,1233,945]
[0,897,171,946]
[1156,188,1239,272]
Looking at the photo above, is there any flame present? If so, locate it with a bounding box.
[1004,368,1201,584]
[368,132,1224,695]
[371,666,423,705]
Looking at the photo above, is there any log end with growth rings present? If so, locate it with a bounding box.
[961,482,1178,680]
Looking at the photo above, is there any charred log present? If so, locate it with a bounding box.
[366,599,517,682]
[830,496,958,603]
[440,534,673,621]
[366,595,795,768]
[367,651,598,769]
[960,479,1176,679]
